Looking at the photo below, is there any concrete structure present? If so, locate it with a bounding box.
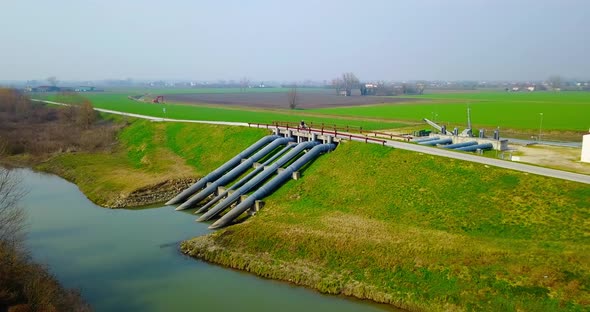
[430,134,508,151]
[582,133,590,163]
[273,127,340,145]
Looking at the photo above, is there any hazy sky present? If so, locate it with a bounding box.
[1,0,589,82]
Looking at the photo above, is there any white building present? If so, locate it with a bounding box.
[582,133,590,163]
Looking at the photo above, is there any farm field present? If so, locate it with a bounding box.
[36,89,590,133]
[311,92,590,132]
[42,92,405,131]
[165,89,418,109]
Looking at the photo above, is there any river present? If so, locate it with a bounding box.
[18,169,393,312]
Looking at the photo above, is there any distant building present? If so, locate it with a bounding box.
[360,83,378,95]
[32,86,60,92]
[75,86,96,92]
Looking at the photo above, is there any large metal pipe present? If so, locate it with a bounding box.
[197,141,320,220]
[195,144,295,213]
[423,118,446,134]
[176,137,293,210]
[455,143,493,151]
[166,135,280,205]
[419,138,453,146]
[441,141,478,149]
[209,143,335,229]
[412,136,440,143]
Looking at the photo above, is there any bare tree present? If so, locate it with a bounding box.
[287,86,299,110]
[240,77,250,92]
[0,168,26,248]
[77,100,97,129]
[47,76,58,87]
[548,75,562,90]
[332,72,359,96]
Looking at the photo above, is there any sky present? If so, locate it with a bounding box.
[1,0,589,82]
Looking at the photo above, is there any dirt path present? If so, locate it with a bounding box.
[511,145,590,175]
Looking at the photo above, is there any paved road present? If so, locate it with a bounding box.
[32,99,250,127]
[507,137,582,148]
[35,99,590,185]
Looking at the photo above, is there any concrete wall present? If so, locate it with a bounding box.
[582,134,590,163]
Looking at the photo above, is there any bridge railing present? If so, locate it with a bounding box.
[271,121,363,133]
[248,123,387,145]
[363,130,412,142]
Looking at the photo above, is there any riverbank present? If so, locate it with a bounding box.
[182,142,590,311]
[25,119,267,207]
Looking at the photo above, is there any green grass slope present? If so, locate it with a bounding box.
[182,142,590,311]
[37,119,268,206]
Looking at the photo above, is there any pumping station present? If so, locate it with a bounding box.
[414,108,509,152]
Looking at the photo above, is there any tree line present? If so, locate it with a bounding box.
[0,89,120,158]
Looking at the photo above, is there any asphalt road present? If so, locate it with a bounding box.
[35,99,590,185]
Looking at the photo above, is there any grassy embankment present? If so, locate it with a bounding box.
[182,142,590,311]
[311,91,590,132]
[37,119,267,207]
[40,92,405,131]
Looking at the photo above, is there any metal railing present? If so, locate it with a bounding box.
[248,122,387,145]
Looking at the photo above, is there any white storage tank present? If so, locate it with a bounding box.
[582,133,590,163]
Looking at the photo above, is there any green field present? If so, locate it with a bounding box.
[42,92,403,131]
[311,92,590,131]
[36,89,590,133]
[183,142,590,311]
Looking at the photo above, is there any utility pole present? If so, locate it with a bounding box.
[538,113,544,142]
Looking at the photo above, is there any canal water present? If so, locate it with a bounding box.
[18,169,393,312]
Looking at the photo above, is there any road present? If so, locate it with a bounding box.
[34,99,590,185]
[32,99,250,127]
[506,137,582,148]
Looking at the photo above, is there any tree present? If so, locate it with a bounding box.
[77,100,97,129]
[287,86,299,110]
[548,75,562,90]
[240,77,250,92]
[0,168,26,248]
[47,76,58,87]
[332,72,359,96]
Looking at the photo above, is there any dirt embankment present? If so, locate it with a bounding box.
[107,177,196,208]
